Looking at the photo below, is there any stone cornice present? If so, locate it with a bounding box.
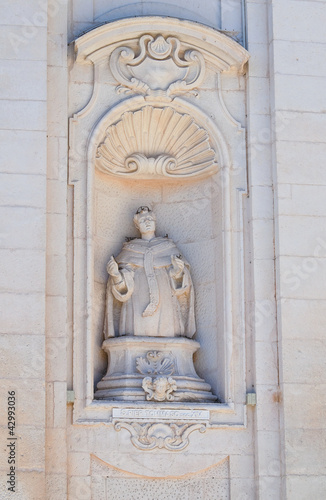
[74,16,249,74]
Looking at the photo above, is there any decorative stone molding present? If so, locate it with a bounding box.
[110,34,205,98]
[114,421,206,451]
[74,17,249,74]
[95,106,218,179]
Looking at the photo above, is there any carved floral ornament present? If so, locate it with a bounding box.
[110,34,205,98]
[95,106,218,179]
[137,351,177,401]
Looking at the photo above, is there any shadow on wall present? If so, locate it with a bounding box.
[94,1,221,30]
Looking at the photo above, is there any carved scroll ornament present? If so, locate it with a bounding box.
[114,421,206,451]
[95,106,218,179]
[110,34,205,98]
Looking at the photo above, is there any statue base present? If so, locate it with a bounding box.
[95,336,217,403]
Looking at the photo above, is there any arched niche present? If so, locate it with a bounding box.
[69,17,249,428]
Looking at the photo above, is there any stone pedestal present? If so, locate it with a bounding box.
[95,336,216,402]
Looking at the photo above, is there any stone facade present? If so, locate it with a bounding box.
[0,1,326,499]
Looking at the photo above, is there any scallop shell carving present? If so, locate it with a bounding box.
[95,106,218,179]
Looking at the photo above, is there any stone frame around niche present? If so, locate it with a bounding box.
[68,17,249,430]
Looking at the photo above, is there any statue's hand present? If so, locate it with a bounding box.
[170,255,184,279]
[107,256,121,280]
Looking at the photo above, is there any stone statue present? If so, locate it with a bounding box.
[96,206,216,402]
[104,206,196,338]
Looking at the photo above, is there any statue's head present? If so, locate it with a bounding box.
[133,206,156,235]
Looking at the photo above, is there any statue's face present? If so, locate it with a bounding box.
[137,214,156,234]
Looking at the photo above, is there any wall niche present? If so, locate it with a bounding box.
[69,17,249,432]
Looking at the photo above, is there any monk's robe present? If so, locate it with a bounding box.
[104,237,196,338]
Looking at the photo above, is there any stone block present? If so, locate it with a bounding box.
[0,249,45,293]
[48,33,66,67]
[274,111,326,143]
[46,296,67,337]
[276,141,326,185]
[285,428,326,476]
[0,471,45,500]
[230,477,256,500]
[274,74,326,113]
[10,382,45,427]
[0,130,46,175]
[0,100,46,131]
[162,177,213,204]
[45,473,67,500]
[46,338,68,383]
[252,259,275,299]
[16,426,45,469]
[277,184,326,217]
[47,66,68,138]
[287,475,326,500]
[46,254,67,296]
[68,475,91,500]
[278,215,326,257]
[46,382,54,428]
[251,220,275,260]
[255,341,278,386]
[229,454,255,479]
[53,382,67,428]
[279,256,326,299]
[248,143,273,188]
[258,476,282,500]
[247,42,269,78]
[293,330,326,383]
[68,82,93,116]
[45,428,67,474]
[0,334,45,380]
[282,384,326,430]
[250,185,274,220]
[255,385,280,431]
[272,40,326,77]
[46,214,67,256]
[247,77,270,115]
[271,0,326,43]
[246,2,269,44]
[67,427,89,453]
[0,0,48,26]
[0,207,45,250]
[0,60,46,101]
[0,25,47,60]
[279,298,326,340]
[0,173,46,208]
[1,292,45,335]
[47,136,67,182]
[72,0,94,22]
[47,0,69,36]
[68,451,90,476]
[255,430,281,477]
[251,298,277,343]
[47,179,68,215]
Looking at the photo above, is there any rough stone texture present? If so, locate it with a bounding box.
[91,456,230,500]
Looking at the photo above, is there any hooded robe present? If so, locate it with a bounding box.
[104,237,196,338]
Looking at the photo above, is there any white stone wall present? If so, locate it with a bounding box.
[269,1,326,498]
[0,1,48,498]
[1,0,326,499]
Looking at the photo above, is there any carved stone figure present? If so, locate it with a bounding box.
[96,206,216,403]
[104,206,195,338]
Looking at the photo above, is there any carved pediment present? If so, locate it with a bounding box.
[95,106,218,179]
[110,34,205,98]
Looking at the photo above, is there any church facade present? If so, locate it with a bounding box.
[1,1,325,498]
